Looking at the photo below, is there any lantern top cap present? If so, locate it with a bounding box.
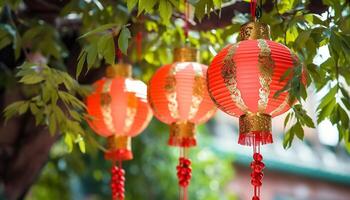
[239,21,271,41]
[105,63,132,78]
[173,46,198,62]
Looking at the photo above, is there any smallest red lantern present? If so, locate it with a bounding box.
[86,63,152,200]
[148,46,216,200]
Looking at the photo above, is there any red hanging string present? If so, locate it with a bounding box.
[177,147,192,200]
[111,160,125,200]
[250,0,257,21]
[135,32,143,62]
[184,0,189,39]
[116,49,123,63]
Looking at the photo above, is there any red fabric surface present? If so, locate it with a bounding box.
[207,39,297,118]
[86,77,153,138]
[148,62,216,125]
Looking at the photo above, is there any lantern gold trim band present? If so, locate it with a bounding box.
[239,113,271,134]
[239,21,271,41]
[106,63,132,78]
[105,135,133,161]
[168,121,196,147]
[173,47,198,62]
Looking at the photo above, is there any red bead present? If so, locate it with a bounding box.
[253,153,263,161]
[252,196,260,200]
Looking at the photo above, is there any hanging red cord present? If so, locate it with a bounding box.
[184,0,189,39]
[135,32,143,62]
[250,0,257,21]
[116,49,123,63]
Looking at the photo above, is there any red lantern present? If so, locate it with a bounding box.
[86,63,152,200]
[148,47,216,199]
[207,22,300,200]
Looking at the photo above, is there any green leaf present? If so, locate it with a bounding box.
[77,136,86,153]
[64,134,74,152]
[284,112,291,128]
[19,74,44,84]
[280,68,292,81]
[79,24,119,39]
[49,114,57,135]
[317,98,336,124]
[3,101,27,121]
[317,86,337,111]
[29,103,39,114]
[127,0,138,11]
[283,127,294,149]
[0,37,11,49]
[97,34,115,64]
[118,27,131,55]
[18,102,29,115]
[159,0,172,24]
[293,122,304,140]
[76,51,86,78]
[338,105,349,128]
[86,44,98,70]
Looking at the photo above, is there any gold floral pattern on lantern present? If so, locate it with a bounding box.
[165,65,179,119]
[257,39,274,113]
[270,95,290,116]
[188,64,205,119]
[222,44,248,113]
[101,79,115,133]
[123,93,137,133]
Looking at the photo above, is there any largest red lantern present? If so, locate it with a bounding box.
[86,63,152,200]
[148,47,216,200]
[207,22,300,200]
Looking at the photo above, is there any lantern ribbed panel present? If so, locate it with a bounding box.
[86,77,152,138]
[208,39,296,117]
[148,62,216,125]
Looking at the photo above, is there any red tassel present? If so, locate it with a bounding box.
[111,164,125,200]
[168,137,197,147]
[238,131,273,146]
[177,148,192,200]
[249,142,265,200]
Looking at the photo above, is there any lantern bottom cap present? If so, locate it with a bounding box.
[105,149,133,161]
[168,121,197,147]
[239,113,273,146]
[105,135,133,161]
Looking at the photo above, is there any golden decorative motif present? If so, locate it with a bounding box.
[106,63,132,78]
[221,43,249,112]
[239,113,271,134]
[173,47,198,62]
[239,22,271,41]
[124,93,137,133]
[188,64,205,120]
[101,79,115,133]
[169,121,195,140]
[165,65,179,119]
[198,106,217,122]
[107,135,131,152]
[270,95,289,116]
[257,39,275,112]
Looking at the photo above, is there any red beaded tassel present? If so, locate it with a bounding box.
[176,147,192,200]
[250,141,265,200]
[111,161,125,200]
